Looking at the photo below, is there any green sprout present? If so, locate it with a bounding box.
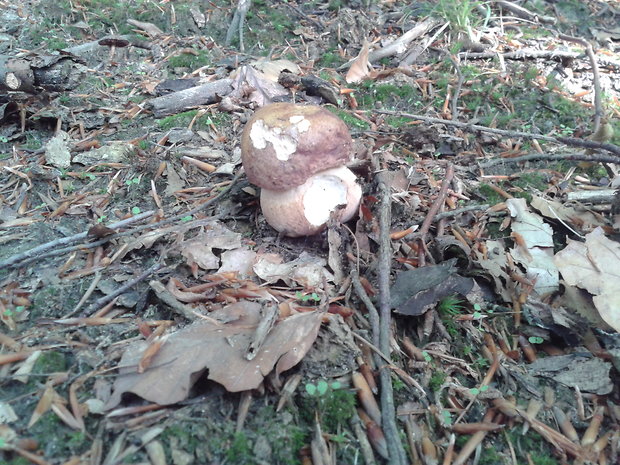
[469,384,489,396]
[295,291,320,303]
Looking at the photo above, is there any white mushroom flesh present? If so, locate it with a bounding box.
[303,174,348,226]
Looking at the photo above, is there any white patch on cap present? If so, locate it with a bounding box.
[250,119,297,161]
[302,174,348,226]
[289,115,311,132]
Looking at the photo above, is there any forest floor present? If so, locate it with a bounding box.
[1,1,620,464]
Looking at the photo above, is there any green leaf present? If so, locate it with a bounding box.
[470,387,480,395]
[331,381,341,390]
[305,383,317,396]
[316,380,328,396]
[131,206,141,215]
[528,336,544,344]
[480,385,489,392]
[181,215,193,222]
[473,303,481,311]
[422,351,432,362]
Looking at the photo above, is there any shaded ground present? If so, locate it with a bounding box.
[1,1,620,464]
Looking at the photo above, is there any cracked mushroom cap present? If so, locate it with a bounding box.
[241,103,352,191]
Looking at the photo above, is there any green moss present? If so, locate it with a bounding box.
[478,183,504,205]
[327,108,370,130]
[318,52,344,68]
[356,83,420,110]
[168,50,211,71]
[33,351,67,374]
[226,432,254,464]
[28,412,89,457]
[157,110,198,130]
[478,442,507,465]
[385,116,412,129]
[428,371,447,392]
[512,173,548,193]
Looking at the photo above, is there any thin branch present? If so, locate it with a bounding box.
[80,262,163,317]
[418,163,455,240]
[376,170,408,465]
[435,203,489,220]
[1,171,243,270]
[0,211,155,269]
[371,110,620,156]
[558,33,603,132]
[351,271,380,348]
[479,152,620,168]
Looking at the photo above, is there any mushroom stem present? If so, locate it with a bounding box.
[260,166,362,237]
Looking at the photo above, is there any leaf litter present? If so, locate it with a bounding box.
[0,0,619,464]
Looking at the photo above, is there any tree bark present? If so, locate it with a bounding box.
[147,79,234,117]
[0,54,86,93]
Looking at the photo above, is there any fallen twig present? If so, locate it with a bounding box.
[417,163,455,266]
[479,152,620,168]
[376,170,408,465]
[80,262,163,317]
[0,210,155,269]
[371,109,620,156]
[459,49,580,60]
[558,33,603,132]
[1,171,243,270]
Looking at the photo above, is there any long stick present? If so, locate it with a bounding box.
[376,171,408,465]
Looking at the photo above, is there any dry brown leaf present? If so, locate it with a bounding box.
[554,227,620,332]
[230,66,288,107]
[530,196,606,233]
[253,251,333,288]
[251,59,301,82]
[181,222,242,271]
[28,384,55,428]
[346,40,372,84]
[506,198,558,295]
[138,336,167,373]
[105,301,324,407]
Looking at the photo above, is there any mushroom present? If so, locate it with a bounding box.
[241,102,362,237]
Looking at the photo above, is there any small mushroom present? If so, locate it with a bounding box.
[241,103,362,237]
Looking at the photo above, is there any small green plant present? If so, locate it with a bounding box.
[303,379,355,432]
[432,0,486,36]
[0,135,8,143]
[125,177,140,187]
[3,305,25,318]
[528,336,544,344]
[437,295,464,316]
[305,379,339,397]
[428,371,447,392]
[296,291,320,303]
[131,206,141,215]
[469,384,489,396]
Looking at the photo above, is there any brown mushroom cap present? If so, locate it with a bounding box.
[241,103,352,191]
